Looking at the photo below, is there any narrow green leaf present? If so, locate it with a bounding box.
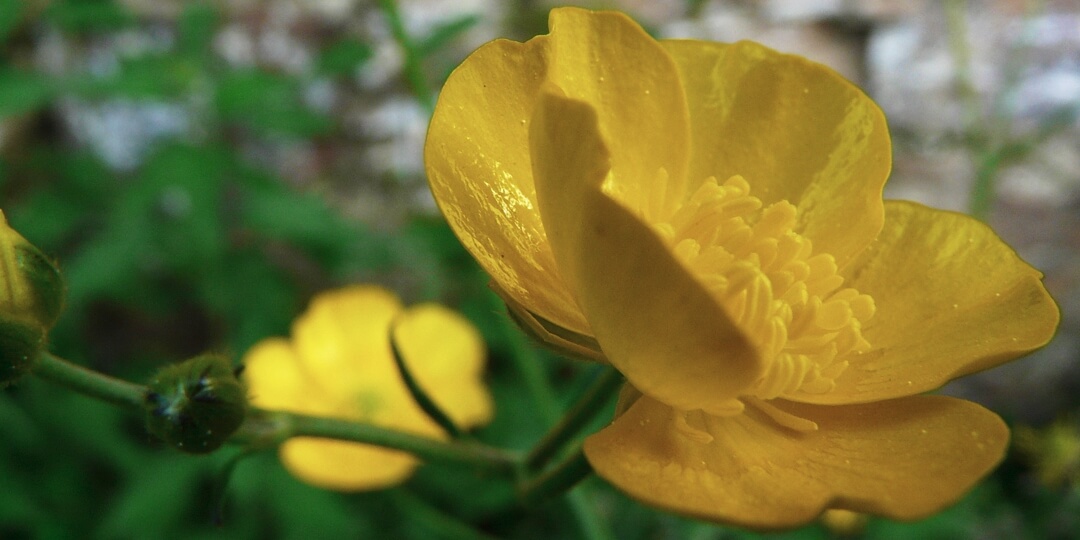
[317,39,374,76]
[416,15,480,57]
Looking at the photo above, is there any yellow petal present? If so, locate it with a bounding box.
[280,437,419,492]
[530,88,761,413]
[290,285,404,400]
[392,303,493,429]
[546,8,690,219]
[425,33,592,339]
[243,338,327,415]
[811,200,1060,404]
[584,394,1008,529]
[661,39,890,267]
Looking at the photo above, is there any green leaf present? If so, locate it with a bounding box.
[177,2,219,60]
[95,457,212,538]
[416,15,480,57]
[317,39,374,76]
[67,54,195,99]
[0,0,24,44]
[216,70,333,137]
[0,67,55,118]
[46,0,134,33]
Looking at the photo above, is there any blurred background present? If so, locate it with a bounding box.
[1,0,1078,538]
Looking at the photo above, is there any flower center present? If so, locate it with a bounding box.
[613,174,875,423]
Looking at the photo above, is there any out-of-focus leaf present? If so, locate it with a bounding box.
[415,14,480,57]
[5,189,87,253]
[177,3,218,61]
[216,70,333,137]
[0,0,24,44]
[317,39,373,76]
[95,456,212,538]
[68,55,195,99]
[45,0,134,33]
[133,143,230,270]
[0,67,55,118]
[230,453,373,537]
[198,250,297,354]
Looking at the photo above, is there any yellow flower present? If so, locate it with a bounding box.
[242,285,492,491]
[424,7,1059,529]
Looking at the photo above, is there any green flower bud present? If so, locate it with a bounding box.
[0,320,44,387]
[1,210,65,387]
[145,354,247,454]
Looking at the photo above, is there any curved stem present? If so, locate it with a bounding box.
[32,352,147,408]
[526,367,622,471]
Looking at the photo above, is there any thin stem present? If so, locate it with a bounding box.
[944,0,996,220]
[526,367,622,471]
[377,0,436,113]
[31,351,524,475]
[518,450,593,507]
[390,322,463,439]
[233,409,521,474]
[495,306,613,540]
[32,352,147,408]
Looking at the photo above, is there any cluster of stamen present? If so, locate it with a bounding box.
[640,175,875,419]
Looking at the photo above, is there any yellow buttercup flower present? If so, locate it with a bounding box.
[242,285,492,491]
[425,7,1059,529]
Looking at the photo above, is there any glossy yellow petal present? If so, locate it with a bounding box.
[661,40,889,267]
[584,394,1008,529]
[425,34,592,339]
[805,200,1060,404]
[546,8,690,218]
[280,437,419,492]
[290,285,403,399]
[392,303,493,428]
[530,88,761,413]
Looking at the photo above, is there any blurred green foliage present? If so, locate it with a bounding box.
[0,0,1076,539]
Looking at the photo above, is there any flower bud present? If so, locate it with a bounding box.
[1,210,65,386]
[145,354,247,454]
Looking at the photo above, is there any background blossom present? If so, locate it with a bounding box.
[243,285,492,491]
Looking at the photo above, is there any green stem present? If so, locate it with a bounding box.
[495,307,613,540]
[390,323,463,439]
[377,0,436,113]
[32,352,147,408]
[236,409,521,474]
[499,313,561,423]
[518,450,593,507]
[944,0,997,221]
[526,367,622,471]
[31,351,523,475]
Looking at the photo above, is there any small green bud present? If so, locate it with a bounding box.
[0,320,44,387]
[145,354,247,454]
[0,210,65,386]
